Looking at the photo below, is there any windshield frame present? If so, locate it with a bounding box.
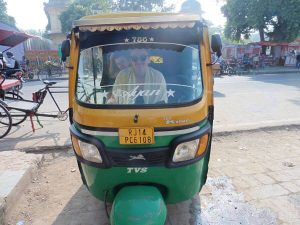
[75,29,204,109]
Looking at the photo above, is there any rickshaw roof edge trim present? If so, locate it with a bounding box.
[74,12,203,31]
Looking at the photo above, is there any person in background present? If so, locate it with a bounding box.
[253,54,259,69]
[296,53,300,69]
[21,56,29,72]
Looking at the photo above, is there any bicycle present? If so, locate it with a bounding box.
[0,79,68,138]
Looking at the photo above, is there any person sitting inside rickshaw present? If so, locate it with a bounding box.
[3,52,22,78]
[101,51,130,88]
[0,52,7,70]
[108,49,168,105]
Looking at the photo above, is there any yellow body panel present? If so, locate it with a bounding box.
[201,27,214,107]
[68,16,214,128]
[68,33,78,110]
[73,98,208,128]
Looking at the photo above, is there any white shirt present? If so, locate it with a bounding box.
[6,57,16,69]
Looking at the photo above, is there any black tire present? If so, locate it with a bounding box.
[5,92,28,125]
[0,103,12,139]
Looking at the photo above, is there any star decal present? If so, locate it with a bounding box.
[149,37,154,42]
[167,89,175,97]
[99,90,108,99]
[124,38,129,43]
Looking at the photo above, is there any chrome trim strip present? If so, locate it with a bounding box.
[81,126,200,137]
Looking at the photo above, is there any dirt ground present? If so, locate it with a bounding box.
[4,127,300,225]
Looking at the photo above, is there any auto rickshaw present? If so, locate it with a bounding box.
[61,12,222,225]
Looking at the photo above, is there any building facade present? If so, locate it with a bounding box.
[44,0,70,46]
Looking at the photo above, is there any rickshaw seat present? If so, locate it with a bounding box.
[0,78,20,91]
[5,99,39,112]
[43,80,57,86]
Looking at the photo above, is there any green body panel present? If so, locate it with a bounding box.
[74,119,211,203]
[110,186,166,225]
[80,157,207,204]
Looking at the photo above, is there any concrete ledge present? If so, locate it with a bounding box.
[23,145,72,153]
[0,153,43,225]
[214,123,300,137]
[0,198,4,225]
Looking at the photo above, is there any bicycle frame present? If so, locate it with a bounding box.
[34,84,69,118]
[2,80,69,132]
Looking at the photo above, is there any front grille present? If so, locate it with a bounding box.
[107,148,170,166]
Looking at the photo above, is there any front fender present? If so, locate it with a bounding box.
[110,186,167,225]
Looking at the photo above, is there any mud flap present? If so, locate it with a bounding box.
[110,186,167,225]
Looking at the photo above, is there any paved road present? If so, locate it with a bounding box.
[214,73,300,131]
[22,72,300,132]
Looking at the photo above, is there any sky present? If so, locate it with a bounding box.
[6,0,226,31]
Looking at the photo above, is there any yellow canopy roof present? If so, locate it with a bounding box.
[74,12,202,32]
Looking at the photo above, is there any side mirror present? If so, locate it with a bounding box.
[61,39,70,62]
[211,34,222,57]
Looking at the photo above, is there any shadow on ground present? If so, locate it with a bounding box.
[214,91,226,98]
[53,186,109,225]
[52,185,202,225]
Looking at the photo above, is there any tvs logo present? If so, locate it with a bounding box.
[127,167,148,174]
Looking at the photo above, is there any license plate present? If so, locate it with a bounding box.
[119,127,154,145]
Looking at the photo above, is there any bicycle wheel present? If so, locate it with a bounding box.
[5,92,28,125]
[0,103,12,139]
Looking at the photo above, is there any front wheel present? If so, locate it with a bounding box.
[0,103,12,139]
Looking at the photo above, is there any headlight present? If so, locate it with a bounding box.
[71,136,103,163]
[173,134,209,163]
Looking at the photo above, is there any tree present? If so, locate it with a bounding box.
[112,0,173,12]
[221,0,300,44]
[60,0,174,33]
[267,0,300,42]
[60,0,111,33]
[0,0,16,26]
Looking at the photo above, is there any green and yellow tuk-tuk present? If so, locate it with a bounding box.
[62,12,222,225]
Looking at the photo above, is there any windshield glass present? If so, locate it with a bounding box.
[76,41,202,106]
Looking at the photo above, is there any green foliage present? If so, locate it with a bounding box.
[113,0,173,12]
[60,0,174,33]
[60,0,111,33]
[0,0,16,26]
[221,0,300,42]
[267,0,300,42]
